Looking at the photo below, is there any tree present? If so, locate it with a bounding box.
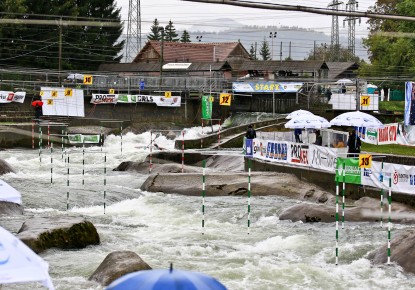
[249,43,256,60]
[0,0,124,70]
[147,18,161,41]
[180,30,191,43]
[259,39,270,61]
[305,44,360,62]
[360,0,415,81]
[164,20,179,42]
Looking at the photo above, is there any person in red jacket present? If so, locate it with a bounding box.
[31,96,43,121]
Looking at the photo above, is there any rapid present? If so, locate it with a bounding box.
[1,120,415,290]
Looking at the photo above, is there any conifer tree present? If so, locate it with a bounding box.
[164,20,179,42]
[259,39,271,61]
[147,18,161,41]
[180,30,191,43]
[249,43,257,60]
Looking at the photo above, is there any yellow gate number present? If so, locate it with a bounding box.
[209,96,214,102]
[164,91,172,98]
[360,95,370,106]
[51,90,58,98]
[109,88,115,94]
[359,154,372,168]
[83,75,93,85]
[47,99,53,105]
[64,88,73,97]
[220,93,232,106]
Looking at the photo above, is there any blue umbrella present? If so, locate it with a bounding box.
[106,264,227,290]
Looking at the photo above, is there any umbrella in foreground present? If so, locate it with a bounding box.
[106,264,227,290]
[329,111,384,128]
[285,109,314,119]
[0,226,54,289]
[285,115,330,129]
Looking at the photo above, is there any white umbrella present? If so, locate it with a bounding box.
[286,109,314,119]
[336,78,353,84]
[329,111,384,128]
[285,115,330,129]
[0,226,54,290]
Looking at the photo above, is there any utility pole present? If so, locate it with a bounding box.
[269,32,276,60]
[159,28,164,89]
[58,17,62,86]
[328,0,342,62]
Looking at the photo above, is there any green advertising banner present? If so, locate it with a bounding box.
[335,157,361,184]
[201,95,212,119]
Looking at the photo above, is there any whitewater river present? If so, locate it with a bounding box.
[1,128,415,290]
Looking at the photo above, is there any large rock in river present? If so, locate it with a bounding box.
[0,201,23,215]
[0,159,14,175]
[17,216,100,253]
[370,228,415,274]
[114,161,201,174]
[89,251,152,286]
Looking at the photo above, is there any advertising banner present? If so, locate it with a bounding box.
[309,145,340,172]
[154,95,181,107]
[335,158,361,184]
[357,127,378,145]
[289,142,309,166]
[68,134,100,144]
[201,95,212,119]
[377,123,398,145]
[41,87,85,117]
[117,94,136,103]
[91,94,118,104]
[405,81,415,125]
[0,91,26,103]
[245,138,253,157]
[232,82,303,93]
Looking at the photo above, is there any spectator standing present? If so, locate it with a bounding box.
[347,130,361,157]
[246,124,256,139]
[294,128,302,143]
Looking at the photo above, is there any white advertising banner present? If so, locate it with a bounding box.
[91,94,118,104]
[153,95,181,107]
[0,91,26,103]
[308,145,345,173]
[377,123,398,145]
[361,161,415,195]
[288,142,309,166]
[41,87,85,117]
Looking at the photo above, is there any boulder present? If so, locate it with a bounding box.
[0,159,14,175]
[17,216,100,253]
[89,251,152,286]
[114,161,201,174]
[370,229,415,274]
[141,172,333,200]
[0,201,23,215]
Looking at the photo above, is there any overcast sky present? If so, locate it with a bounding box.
[117,0,377,37]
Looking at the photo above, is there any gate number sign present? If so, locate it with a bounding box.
[359,154,372,168]
[220,93,231,106]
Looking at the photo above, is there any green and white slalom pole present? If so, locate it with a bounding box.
[342,162,346,229]
[100,125,103,152]
[66,152,70,211]
[104,152,107,214]
[247,158,251,234]
[335,178,339,265]
[202,160,206,234]
[120,123,123,156]
[387,176,392,265]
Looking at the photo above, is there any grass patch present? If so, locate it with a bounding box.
[362,142,415,156]
[379,101,404,112]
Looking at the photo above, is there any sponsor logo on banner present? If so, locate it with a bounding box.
[91,94,117,104]
[393,170,399,184]
[135,95,154,103]
[290,143,309,165]
[378,123,398,145]
[309,145,337,171]
[274,143,287,160]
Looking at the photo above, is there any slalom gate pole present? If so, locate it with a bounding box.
[218,120,221,149]
[201,119,204,149]
[380,189,384,227]
[342,162,345,229]
[247,158,251,234]
[104,152,107,214]
[38,126,42,163]
[202,160,206,234]
[120,123,123,155]
[100,125,103,151]
[66,152,70,211]
[47,122,50,148]
[149,130,153,173]
[61,127,64,159]
[32,121,35,149]
[82,143,85,186]
[181,131,184,173]
[335,179,339,265]
[50,145,53,184]
[380,161,384,227]
[387,177,392,265]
